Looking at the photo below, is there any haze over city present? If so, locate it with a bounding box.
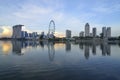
[0,0,120,38]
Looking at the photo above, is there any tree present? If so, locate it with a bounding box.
[100,33,103,38]
[118,36,120,40]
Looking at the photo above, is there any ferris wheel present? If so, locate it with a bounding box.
[48,20,55,35]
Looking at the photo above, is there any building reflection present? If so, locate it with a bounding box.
[12,41,23,55]
[9,41,111,61]
[11,40,56,61]
[84,44,90,59]
[12,41,39,55]
[100,42,111,56]
[92,42,96,55]
[78,41,111,59]
[79,43,84,50]
[39,41,44,48]
[118,43,120,47]
[106,44,111,56]
[65,42,71,52]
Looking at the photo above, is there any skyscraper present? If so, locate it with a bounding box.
[12,25,24,39]
[90,33,93,37]
[93,28,97,37]
[85,23,90,37]
[102,27,111,38]
[66,30,71,38]
[102,27,107,38]
[21,31,25,38]
[107,27,111,38]
[79,31,84,37]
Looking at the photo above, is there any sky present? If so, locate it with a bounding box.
[0,0,120,37]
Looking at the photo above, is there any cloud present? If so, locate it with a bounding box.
[0,26,12,38]
[22,26,32,33]
[13,4,53,19]
[92,2,120,14]
[55,32,65,38]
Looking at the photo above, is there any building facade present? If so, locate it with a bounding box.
[102,27,111,38]
[79,31,84,37]
[107,27,111,38]
[66,30,71,38]
[92,28,97,37]
[102,27,107,38]
[90,33,93,37]
[85,23,90,37]
[12,25,23,39]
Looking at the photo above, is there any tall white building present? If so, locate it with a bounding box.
[92,28,97,37]
[66,30,71,38]
[90,33,93,37]
[107,27,111,38]
[79,31,84,37]
[102,27,111,38]
[102,27,107,38]
[85,23,90,37]
[12,25,24,39]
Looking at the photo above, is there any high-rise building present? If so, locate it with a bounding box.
[12,25,24,39]
[24,31,28,37]
[66,30,71,38]
[21,31,25,38]
[107,27,111,38]
[79,31,84,37]
[85,23,90,37]
[29,33,33,38]
[90,33,93,37]
[32,32,38,38]
[92,28,97,37]
[102,27,107,38]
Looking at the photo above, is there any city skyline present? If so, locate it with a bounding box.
[0,0,120,37]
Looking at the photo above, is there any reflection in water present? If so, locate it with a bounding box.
[39,41,44,48]
[84,44,90,60]
[0,40,119,80]
[79,43,84,50]
[1,41,12,55]
[92,42,96,55]
[12,40,56,61]
[101,42,111,56]
[0,40,112,60]
[12,41,22,55]
[48,42,55,61]
[79,42,111,59]
[12,41,40,55]
[65,41,71,52]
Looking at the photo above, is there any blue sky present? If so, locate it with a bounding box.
[0,0,120,37]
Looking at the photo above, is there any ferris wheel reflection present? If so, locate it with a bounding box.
[47,42,55,62]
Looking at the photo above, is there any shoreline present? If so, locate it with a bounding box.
[0,37,120,44]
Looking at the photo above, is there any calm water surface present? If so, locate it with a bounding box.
[0,40,120,80]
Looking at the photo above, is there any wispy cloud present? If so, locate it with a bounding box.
[92,1,120,13]
[13,5,53,19]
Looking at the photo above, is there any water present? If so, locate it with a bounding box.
[0,40,120,80]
